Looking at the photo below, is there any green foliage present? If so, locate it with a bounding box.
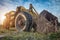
[0,32,46,40]
[48,32,60,40]
[0,28,60,40]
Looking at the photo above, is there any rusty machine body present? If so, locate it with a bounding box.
[3,4,58,33]
[3,4,38,32]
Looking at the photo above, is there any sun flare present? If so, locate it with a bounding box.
[1,15,6,24]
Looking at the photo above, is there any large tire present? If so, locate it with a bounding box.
[15,12,32,32]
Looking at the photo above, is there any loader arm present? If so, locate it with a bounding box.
[29,4,39,18]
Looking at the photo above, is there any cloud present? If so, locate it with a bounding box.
[47,0,60,22]
[0,0,60,23]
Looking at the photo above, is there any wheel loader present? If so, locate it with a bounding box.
[3,4,58,33]
[3,4,38,32]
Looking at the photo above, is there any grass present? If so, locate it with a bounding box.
[0,26,60,40]
[0,31,46,40]
[0,27,46,40]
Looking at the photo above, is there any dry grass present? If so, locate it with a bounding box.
[0,26,60,40]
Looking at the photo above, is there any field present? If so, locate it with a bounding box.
[0,26,60,40]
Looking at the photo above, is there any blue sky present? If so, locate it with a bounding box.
[0,0,60,24]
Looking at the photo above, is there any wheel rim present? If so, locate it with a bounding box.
[17,15,25,29]
[15,14,27,31]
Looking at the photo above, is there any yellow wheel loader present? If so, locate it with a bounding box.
[3,4,38,32]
